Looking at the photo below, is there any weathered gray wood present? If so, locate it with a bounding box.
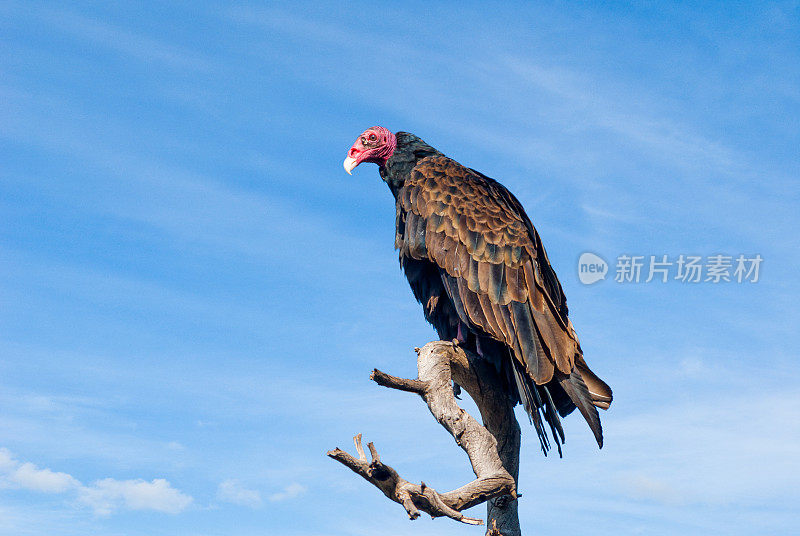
[327,340,521,534]
[461,350,521,536]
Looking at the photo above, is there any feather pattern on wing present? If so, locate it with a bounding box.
[394,154,611,451]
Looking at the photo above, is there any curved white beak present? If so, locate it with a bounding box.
[343,156,358,175]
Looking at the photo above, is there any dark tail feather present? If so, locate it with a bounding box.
[512,364,548,454]
[558,367,604,448]
[575,355,613,410]
[512,361,564,457]
[540,383,565,447]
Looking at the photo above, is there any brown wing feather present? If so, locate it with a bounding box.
[400,155,577,383]
[395,154,611,447]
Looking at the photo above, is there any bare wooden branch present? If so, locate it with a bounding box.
[327,436,482,524]
[327,340,521,533]
[369,369,426,394]
[353,433,366,461]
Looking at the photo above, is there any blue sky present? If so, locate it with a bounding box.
[1,1,799,535]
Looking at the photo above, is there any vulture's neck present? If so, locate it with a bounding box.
[380,132,441,199]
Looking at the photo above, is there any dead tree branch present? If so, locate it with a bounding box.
[327,340,521,533]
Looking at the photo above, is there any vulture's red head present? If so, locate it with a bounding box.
[343,126,397,174]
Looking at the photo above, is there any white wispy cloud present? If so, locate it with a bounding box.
[77,478,192,516]
[217,479,262,508]
[268,482,306,502]
[0,448,192,516]
[0,449,80,493]
[7,462,80,494]
[0,87,381,280]
[32,6,214,72]
[232,7,740,177]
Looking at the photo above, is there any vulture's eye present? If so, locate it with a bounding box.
[369,133,377,142]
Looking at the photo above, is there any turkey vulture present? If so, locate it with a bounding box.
[344,126,612,455]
